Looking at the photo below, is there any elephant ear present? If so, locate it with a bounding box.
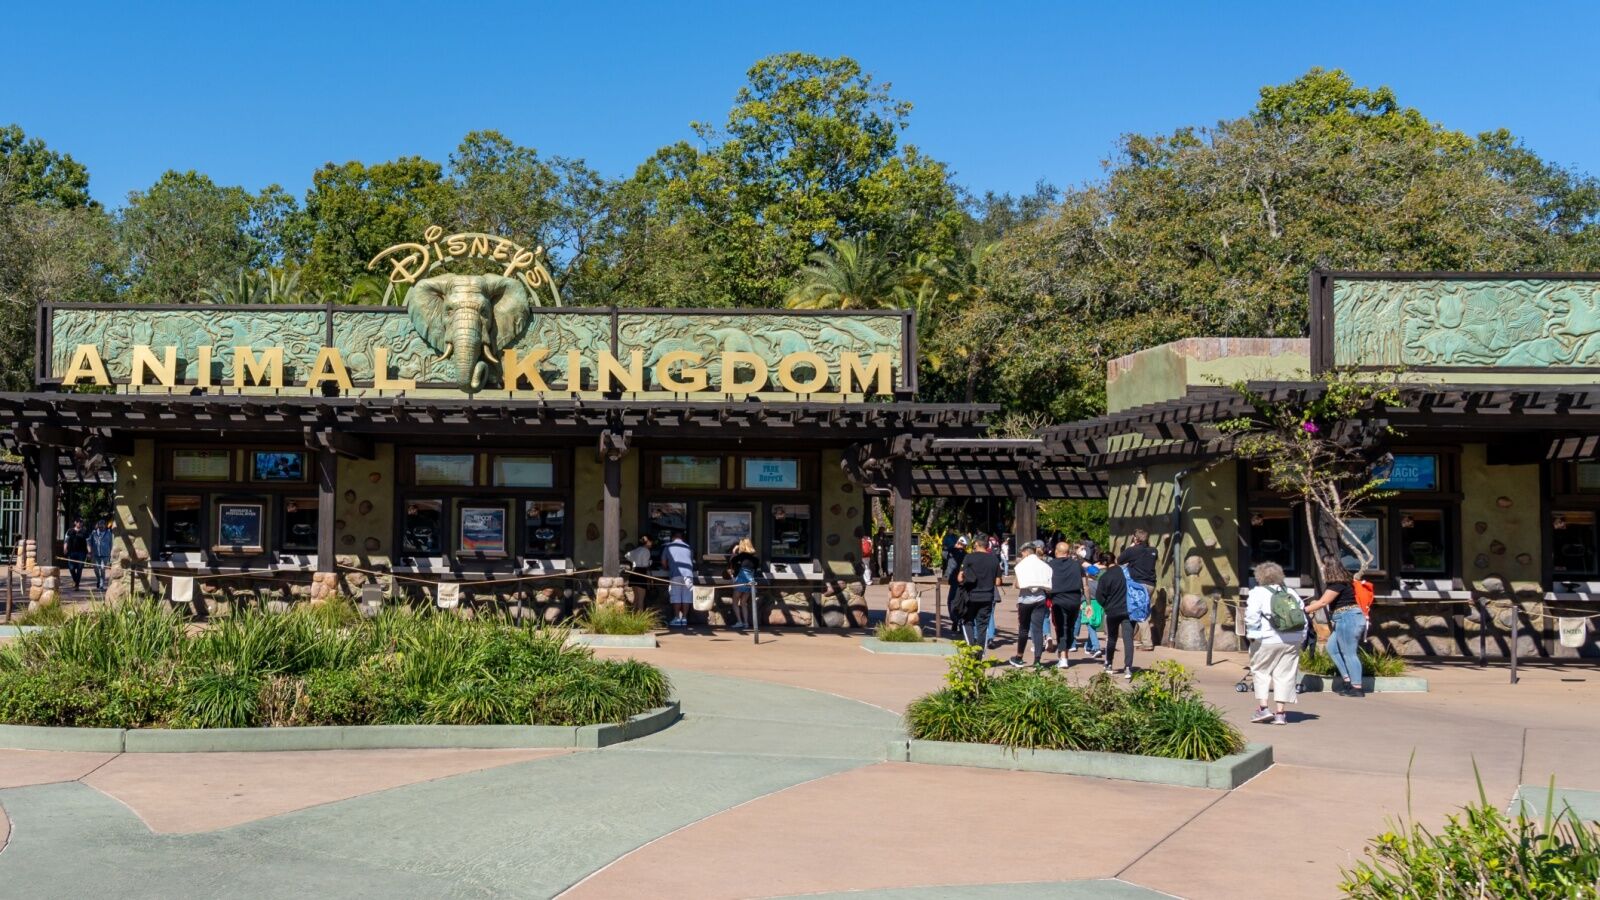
[406,278,451,353]
[481,275,533,349]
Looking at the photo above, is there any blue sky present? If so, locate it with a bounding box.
[5,0,1597,208]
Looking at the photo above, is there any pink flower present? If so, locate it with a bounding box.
[1301,421,1320,434]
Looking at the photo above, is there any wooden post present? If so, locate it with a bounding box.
[1509,602,1520,685]
[34,450,57,568]
[602,449,622,578]
[1014,495,1038,548]
[891,457,913,582]
[316,446,337,571]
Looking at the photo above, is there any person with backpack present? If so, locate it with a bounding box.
[1074,546,1104,659]
[1008,543,1053,668]
[1243,561,1306,725]
[1118,529,1159,650]
[1304,556,1366,696]
[942,535,968,639]
[957,532,1002,652]
[1093,551,1139,679]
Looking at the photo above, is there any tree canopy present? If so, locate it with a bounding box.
[0,63,1596,414]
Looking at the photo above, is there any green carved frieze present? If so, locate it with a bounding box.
[49,308,325,382]
[615,312,904,391]
[1333,279,1600,368]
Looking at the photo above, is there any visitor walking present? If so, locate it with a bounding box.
[726,537,759,630]
[1118,529,1158,650]
[662,530,696,627]
[957,532,1002,653]
[1075,549,1103,658]
[89,519,114,591]
[624,535,655,610]
[1094,551,1137,679]
[1244,562,1305,725]
[1008,543,1053,667]
[943,535,968,638]
[63,518,88,591]
[1047,541,1086,668]
[860,531,875,586]
[1305,556,1365,696]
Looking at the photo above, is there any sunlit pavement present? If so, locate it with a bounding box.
[2,599,1597,898]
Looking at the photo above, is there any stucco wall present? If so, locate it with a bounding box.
[1106,338,1311,413]
[113,438,156,592]
[1459,444,1541,594]
[570,451,638,569]
[818,448,863,579]
[333,444,394,592]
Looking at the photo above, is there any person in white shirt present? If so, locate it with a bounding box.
[1008,543,1055,668]
[1243,561,1305,725]
[624,535,655,610]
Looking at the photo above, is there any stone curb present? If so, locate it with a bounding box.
[0,702,681,753]
[887,739,1273,790]
[861,637,957,656]
[0,625,47,637]
[1298,675,1428,693]
[568,632,659,649]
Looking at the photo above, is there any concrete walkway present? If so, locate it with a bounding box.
[1,631,1597,898]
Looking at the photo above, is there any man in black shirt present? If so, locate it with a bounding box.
[1046,541,1086,668]
[1118,528,1159,650]
[957,532,1002,654]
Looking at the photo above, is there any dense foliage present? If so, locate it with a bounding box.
[1341,780,1600,899]
[0,599,671,728]
[905,650,1245,762]
[1300,647,1408,679]
[3,62,1597,416]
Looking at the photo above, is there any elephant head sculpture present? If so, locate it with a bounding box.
[406,273,534,392]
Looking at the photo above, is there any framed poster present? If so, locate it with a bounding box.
[215,501,265,552]
[458,505,508,556]
[704,508,753,557]
[661,455,722,489]
[173,449,231,482]
[493,455,554,488]
[415,453,476,486]
[1339,518,1381,572]
[1578,462,1600,493]
[1375,454,1437,491]
[252,451,306,482]
[743,458,799,490]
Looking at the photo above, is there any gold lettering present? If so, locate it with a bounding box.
[196,345,214,388]
[471,235,490,257]
[564,349,584,391]
[446,238,467,256]
[720,350,768,396]
[62,344,110,386]
[841,352,894,395]
[131,345,177,387]
[507,249,535,273]
[308,347,352,390]
[373,347,416,390]
[597,350,644,393]
[491,239,511,262]
[501,348,551,392]
[776,351,829,394]
[655,350,706,392]
[232,346,284,388]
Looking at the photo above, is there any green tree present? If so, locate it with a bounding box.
[0,123,93,209]
[978,67,1600,420]
[784,237,909,310]
[592,53,963,307]
[289,157,456,296]
[118,171,294,303]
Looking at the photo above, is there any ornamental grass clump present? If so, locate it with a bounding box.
[583,604,661,636]
[1301,647,1408,678]
[0,598,671,729]
[874,622,924,642]
[904,657,1245,762]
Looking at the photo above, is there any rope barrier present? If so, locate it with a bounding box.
[335,562,600,589]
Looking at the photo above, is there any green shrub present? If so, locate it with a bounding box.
[0,600,671,729]
[584,604,660,635]
[945,641,990,699]
[15,602,68,627]
[1300,647,1408,678]
[874,623,924,642]
[1342,778,1600,898]
[906,658,1243,762]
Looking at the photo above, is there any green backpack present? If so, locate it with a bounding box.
[1081,598,1104,629]
[1266,585,1307,631]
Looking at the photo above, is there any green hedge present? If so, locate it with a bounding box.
[0,598,670,729]
[904,651,1244,762]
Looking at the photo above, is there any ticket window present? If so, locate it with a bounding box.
[162,495,203,551]
[1552,511,1600,578]
[1397,509,1448,576]
[281,498,319,553]
[1247,509,1297,576]
[768,504,812,560]
[402,499,446,555]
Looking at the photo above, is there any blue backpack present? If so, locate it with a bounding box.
[1122,566,1151,623]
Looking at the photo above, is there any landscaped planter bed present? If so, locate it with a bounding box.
[568,632,659,649]
[1297,675,1429,693]
[888,738,1273,790]
[0,702,680,753]
[861,636,957,656]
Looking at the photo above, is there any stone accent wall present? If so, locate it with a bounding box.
[593,576,630,612]
[819,448,864,582]
[333,444,395,597]
[883,581,919,627]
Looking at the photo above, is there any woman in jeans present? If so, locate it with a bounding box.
[1243,561,1305,724]
[1304,556,1364,696]
[1093,552,1136,679]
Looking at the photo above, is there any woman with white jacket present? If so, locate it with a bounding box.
[1244,562,1305,725]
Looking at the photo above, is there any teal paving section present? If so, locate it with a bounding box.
[777,880,1170,899]
[1511,784,1600,822]
[0,669,902,899]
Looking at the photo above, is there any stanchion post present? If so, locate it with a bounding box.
[4,565,12,623]
[1509,601,1520,685]
[1206,597,1217,667]
[1476,597,1487,667]
[752,586,759,646]
[934,580,943,639]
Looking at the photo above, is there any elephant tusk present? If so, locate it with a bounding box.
[481,343,499,365]
[436,341,453,363]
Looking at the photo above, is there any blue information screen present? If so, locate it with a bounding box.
[1379,454,1438,491]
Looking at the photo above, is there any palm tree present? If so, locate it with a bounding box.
[783,237,910,310]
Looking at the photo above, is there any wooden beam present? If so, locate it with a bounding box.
[315,447,336,571]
